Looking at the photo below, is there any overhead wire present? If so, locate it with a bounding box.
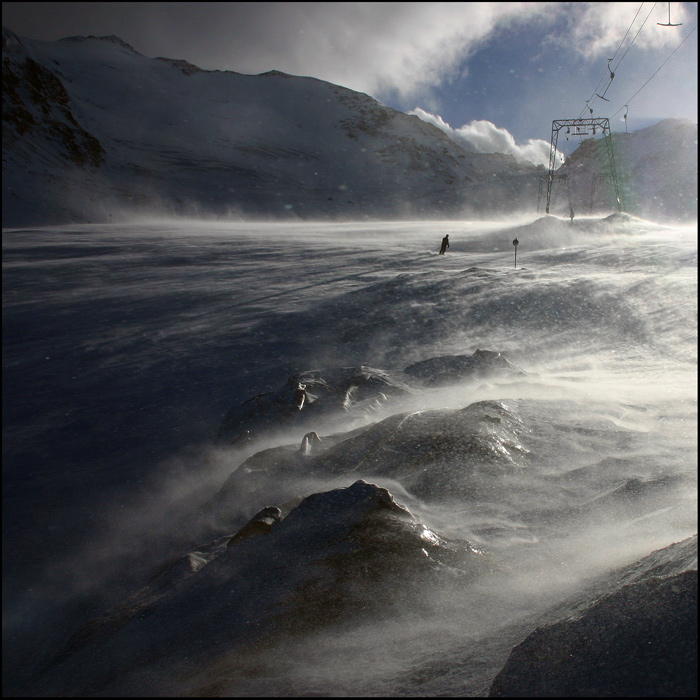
[610,22,697,118]
[610,2,647,63]
[611,2,659,72]
[550,3,692,213]
[578,2,647,118]
[578,2,657,119]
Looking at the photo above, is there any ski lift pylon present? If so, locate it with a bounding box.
[544,118,622,215]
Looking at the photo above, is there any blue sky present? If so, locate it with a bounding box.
[415,4,697,150]
[3,2,697,164]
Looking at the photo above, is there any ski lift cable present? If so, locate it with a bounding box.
[578,2,650,118]
[610,2,648,63]
[611,2,659,74]
[610,23,697,117]
[579,2,660,119]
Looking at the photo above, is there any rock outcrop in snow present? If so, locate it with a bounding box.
[403,348,525,386]
[216,351,525,445]
[489,535,698,697]
[28,480,488,696]
[216,365,414,445]
[210,397,532,534]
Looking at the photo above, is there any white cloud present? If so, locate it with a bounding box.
[5,3,690,95]
[127,2,552,102]
[211,3,688,105]
[410,108,558,167]
[282,3,549,100]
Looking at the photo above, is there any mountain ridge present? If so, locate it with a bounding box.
[2,27,696,226]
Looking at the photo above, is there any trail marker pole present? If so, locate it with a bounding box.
[513,238,519,268]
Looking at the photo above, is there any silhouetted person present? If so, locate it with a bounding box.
[570,206,575,223]
[439,234,450,254]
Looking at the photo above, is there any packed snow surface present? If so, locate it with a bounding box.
[2,214,697,696]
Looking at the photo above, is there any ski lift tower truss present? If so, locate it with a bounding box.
[544,118,623,214]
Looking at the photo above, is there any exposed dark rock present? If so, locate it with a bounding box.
[28,481,488,696]
[489,535,698,697]
[216,353,523,445]
[227,505,282,546]
[216,366,412,444]
[2,53,104,167]
[403,348,525,386]
[211,398,531,529]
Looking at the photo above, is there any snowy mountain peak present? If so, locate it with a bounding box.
[2,28,696,226]
[259,68,295,78]
[0,27,541,225]
[60,33,142,54]
[556,117,697,222]
[2,26,26,54]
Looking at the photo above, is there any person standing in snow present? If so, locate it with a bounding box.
[439,234,450,254]
[570,206,575,223]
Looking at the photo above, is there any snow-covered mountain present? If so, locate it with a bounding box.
[3,27,696,227]
[554,117,698,223]
[1,26,535,226]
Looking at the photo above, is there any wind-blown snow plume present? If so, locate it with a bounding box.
[2,215,697,697]
[410,108,557,167]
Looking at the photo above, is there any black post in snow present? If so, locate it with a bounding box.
[513,238,519,268]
